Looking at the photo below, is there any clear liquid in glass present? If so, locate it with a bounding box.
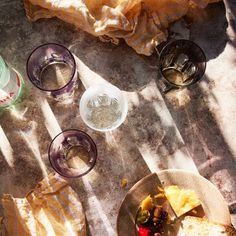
[39,61,73,90]
[162,52,196,86]
[86,93,122,129]
[65,146,89,170]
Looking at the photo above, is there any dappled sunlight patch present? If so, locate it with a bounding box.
[137,143,198,173]
[20,121,48,177]
[198,79,219,107]
[199,73,236,157]
[0,126,14,168]
[176,89,191,107]
[81,176,115,235]
[125,83,198,173]
[105,131,119,149]
[105,130,129,170]
[167,148,198,172]
[73,55,108,89]
[123,91,139,110]
[198,155,222,176]
[39,97,62,139]
[64,220,77,236]
[152,100,175,128]
[83,168,99,183]
[38,208,56,236]
[166,89,191,108]
[139,80,162,102]
[137,144,163,173]
[207,43,236,73]
[9,105,28,121]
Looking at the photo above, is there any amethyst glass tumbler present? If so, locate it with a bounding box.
[48,129,97,178]
[26,43,77,100]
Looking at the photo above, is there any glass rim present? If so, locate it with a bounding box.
[159,39,207,88]
[79,83,128,132]
[26,43,76,93]
[48,128,97,178]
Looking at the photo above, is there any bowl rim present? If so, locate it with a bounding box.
[116,169,231,235]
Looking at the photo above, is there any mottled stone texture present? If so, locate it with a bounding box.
[0,1,236,235]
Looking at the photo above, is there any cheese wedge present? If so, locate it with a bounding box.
[164,185,201,216]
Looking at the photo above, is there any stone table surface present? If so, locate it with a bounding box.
[0,0,236,235]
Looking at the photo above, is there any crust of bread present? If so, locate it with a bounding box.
[182,216,236,236]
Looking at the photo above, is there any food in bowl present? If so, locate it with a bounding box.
[136,203,169,236]
[181,216,236,236]
[163,185,201,217]
[135,185,202,236]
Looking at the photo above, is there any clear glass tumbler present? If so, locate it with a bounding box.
[48,129,97,178]
[79,83,128,132]
[26,43,77,100]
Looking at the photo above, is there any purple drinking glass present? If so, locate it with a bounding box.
[48,129,97,178]
[26,43,77,100]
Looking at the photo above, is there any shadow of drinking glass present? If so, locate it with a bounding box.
[186,2,228,61]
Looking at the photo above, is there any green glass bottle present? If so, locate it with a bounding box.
[0,55,24,108]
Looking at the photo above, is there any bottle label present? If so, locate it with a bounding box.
[0,56,10,88]
[0,68,22,107]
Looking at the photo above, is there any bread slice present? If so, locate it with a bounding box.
[182,216,236,236]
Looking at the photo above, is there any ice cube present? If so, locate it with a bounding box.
[111,98,119,110]
[97,94,109,106]
[175,53,189,68]
[87,99,94,108]
[66,136,81,147]
[182,63,196,83]
[82,139,91,152]
[87,98,99,108]
[163,53,176,68]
